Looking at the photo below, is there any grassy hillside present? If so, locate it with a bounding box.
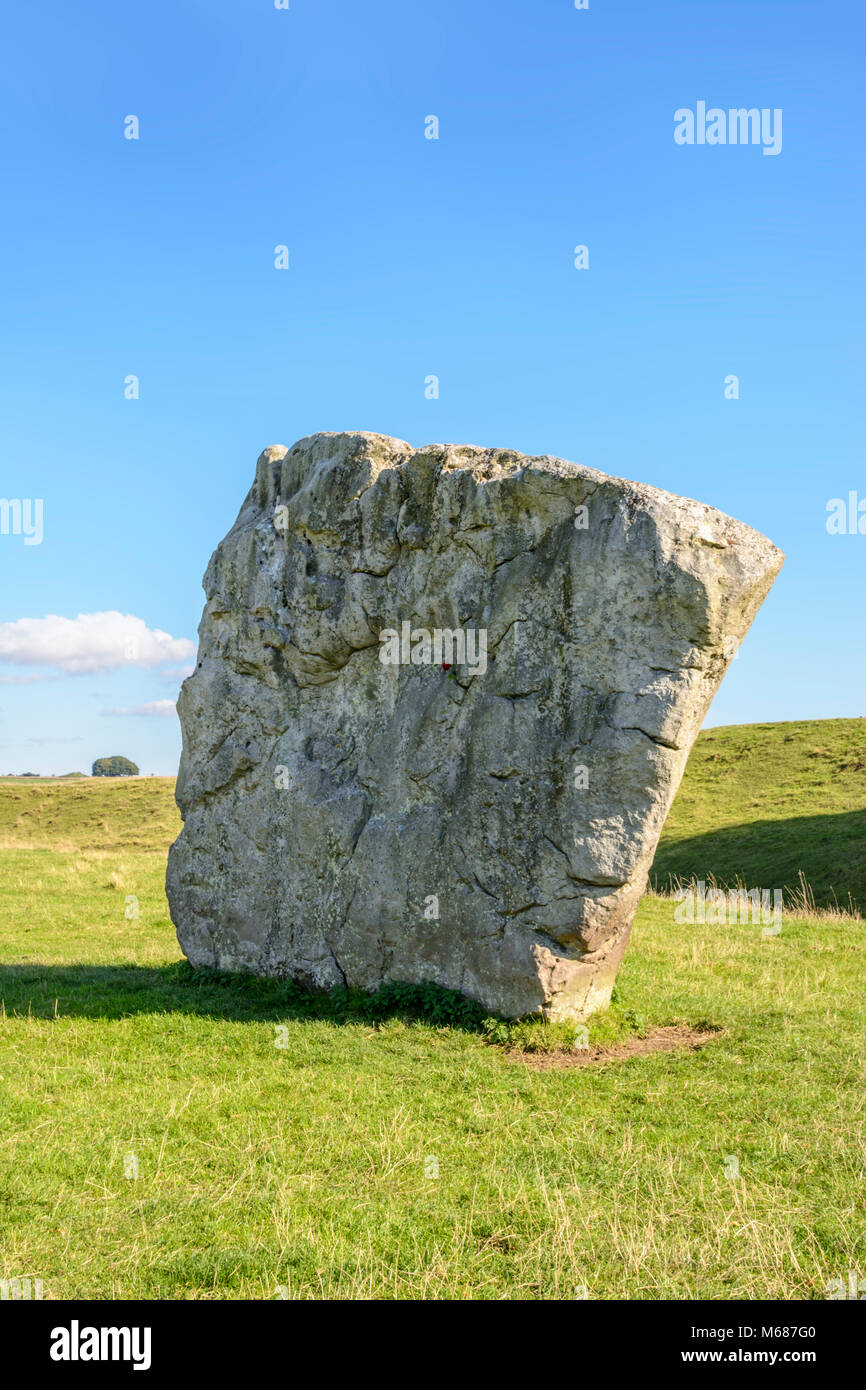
[652,718,866,914]
[0,775,180,852]
[0,721,863,1299]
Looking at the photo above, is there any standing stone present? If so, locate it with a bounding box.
[166,432,782,1020]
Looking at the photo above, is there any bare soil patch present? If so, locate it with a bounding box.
[514,1024,723,1070]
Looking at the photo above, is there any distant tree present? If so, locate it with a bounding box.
[91,756,139,778]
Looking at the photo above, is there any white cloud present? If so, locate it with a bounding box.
[105,700,178,718]
[157,663,195,687]
[26,735,84,744]
[0,613,196,675]
[0,672,58,686]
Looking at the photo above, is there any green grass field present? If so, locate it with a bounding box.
[1,720,864,1300]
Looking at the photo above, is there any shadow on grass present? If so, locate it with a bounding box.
[651,808,866,915]
[0,960,491,1031]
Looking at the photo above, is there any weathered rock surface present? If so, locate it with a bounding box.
[167,432,783,1020]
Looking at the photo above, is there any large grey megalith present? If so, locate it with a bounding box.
[166,432,782,1020]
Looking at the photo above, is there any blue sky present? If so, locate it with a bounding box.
[0,0,863,774]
